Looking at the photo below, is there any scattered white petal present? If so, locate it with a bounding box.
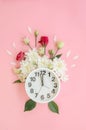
[6,49,12,56]
[10,62,16,65]
[53,35,57,42]
[66,50,71,58]
[71,64,76,68]
[12,42,16,48]
[73,55,79,60]
[27,26,32,34]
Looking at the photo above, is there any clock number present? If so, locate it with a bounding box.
[40,95,44,100]
[54,83,57,88]
[30,77,36,82]
[47,93,51,98]
[40,70,46,75]
[51,89,55,94]
[52,77,55,82]
[48,72,51,77]
[30,88,34,93]
[28,82,32,87]
[35,93,38,97]
[35,72,40,77]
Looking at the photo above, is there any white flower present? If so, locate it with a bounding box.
[14,48,68,82]
[53,58,68,81]
[60,74,69,82]
[18,73,26,82]
[38,55,53,69]
[38,47,45,56]
[25,49,39,66]
[20,60,31,76]
[18,59,35,82]
[13,68,21,74]
[54,71,68,81]
[53,58,67,73]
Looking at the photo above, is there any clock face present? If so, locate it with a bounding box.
[25,68,60,103]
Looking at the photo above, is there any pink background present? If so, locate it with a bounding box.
[0,0,86,130]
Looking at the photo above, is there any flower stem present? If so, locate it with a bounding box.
[54,49,58,56]
[44,46,46,55]
[49,55,53,59]
[35,36,37,48]
[52,48,58,59]
[28,44,32,50]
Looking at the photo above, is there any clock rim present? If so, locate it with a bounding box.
[25,67,60,103]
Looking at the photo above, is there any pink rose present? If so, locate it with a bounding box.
[16,51,25,61]
[39,36,49,46]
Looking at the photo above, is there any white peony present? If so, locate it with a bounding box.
[53,58,67,73]
[38,55,53,69]
[20,60,31,76]
[14,49,68,82]
[25,49,39,66]
[53,58,68,81]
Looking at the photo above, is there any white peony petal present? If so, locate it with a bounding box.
[6,49,12,56]
[12,42,16,48]
[66,50,71,58]
[71,64,76,68]
[27,26,32,34]
[53,35,57,42]
[73,55,79,60]
[10,62,16,65]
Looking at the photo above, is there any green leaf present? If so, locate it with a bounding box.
[48,101,59,114]
[55,54,62,58]
[13,79,22,83]
[24,99,36,112]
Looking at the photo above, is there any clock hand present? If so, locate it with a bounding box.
[40,74,42,86]
[37,86,42,97]
[40,74,44,86]
[41,74,44,86]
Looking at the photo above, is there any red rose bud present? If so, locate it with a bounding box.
[16,51,25,61]
[39,36,49,46]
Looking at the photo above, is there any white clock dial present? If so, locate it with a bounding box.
[25,68,60,103]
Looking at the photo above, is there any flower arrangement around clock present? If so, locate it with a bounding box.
[13,30,68,114]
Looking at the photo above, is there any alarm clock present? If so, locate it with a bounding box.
[25,68,60,103]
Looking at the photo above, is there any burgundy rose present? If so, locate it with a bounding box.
[39,36,49,46]
[16,51,25,61]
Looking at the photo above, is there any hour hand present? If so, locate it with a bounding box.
[40,74,44,86]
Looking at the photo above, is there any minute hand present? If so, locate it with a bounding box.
[41,74,44,86]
